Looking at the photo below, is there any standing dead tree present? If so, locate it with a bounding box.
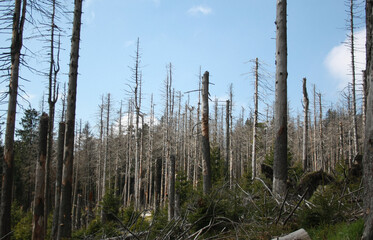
[362,0,373,238]
[302,78,309,171]
[0,1,27,238]
[201,71,212,194]
[273,0,288,198]
[32,113,48,240]
[57,0,83,238]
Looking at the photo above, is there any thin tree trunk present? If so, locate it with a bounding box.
[0,1,26,238]
[225,100,230,182]
[252,58,259,179]
[168,155,175,220]
[32,114,49,240]
[51,122,65,238]
[273,0,288,198]
[350,0,359,157]
[302,78,309,171]
[318,93,324,171]
[313,85,318,170]
[201,71,212,194]
[57,0,82,238]
[154,157,162,214]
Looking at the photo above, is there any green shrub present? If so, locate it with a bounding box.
[101,188,121,221]
[13,210,32,240]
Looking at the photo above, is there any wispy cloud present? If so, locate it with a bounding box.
[324,29,366,89]
[124,40,135,48]
[187,5,212,16]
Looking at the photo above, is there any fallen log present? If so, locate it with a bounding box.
[272,228,311,240]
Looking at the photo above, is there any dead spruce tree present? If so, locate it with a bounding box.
[362,0,373,238]
[32,113,48,240]
[273,0,288,198]
[0,1,26,238]
[57,0,83,238]
[302,78,309,171]
[201,71,212,194]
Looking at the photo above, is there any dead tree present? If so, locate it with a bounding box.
[51,121,65,238]
[273,0,288,198]
[0,1,26,238]
[32,114,49,240]
[57,0,83,238]
[225,99,230,181]
[44,0,60,235]
[302,78,309,171]
[252,58,259,179]
[348,0,359,157]
[168,155,175,220]
[201,71,212,194]
[362,0,373,238]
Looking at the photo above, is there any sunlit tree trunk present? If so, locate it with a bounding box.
[273,0,288,198]
[302,78,309,171]
[201,71,212,194]
[57,0,82,238]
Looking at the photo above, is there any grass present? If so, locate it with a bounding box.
[308,218,364,240]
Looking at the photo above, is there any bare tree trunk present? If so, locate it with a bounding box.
[0,1,26,238]
[225,100,230,182]
[252,58,259,179]
[302,78,309,171]
[168,155,175,220]
[72,121,82,229]
[362,1,373,238]
[349,0,359,157]
[101,93,110,221]
[201,71,212,194]
[57,0,82,238]
[134,39,141,210]
[313,85,318,170]
[318,93,324,171]
[273,0,288,198]
[154,157,162,214]
[52,122,65,238]
[229,86,234,188]
[32,114,49,240]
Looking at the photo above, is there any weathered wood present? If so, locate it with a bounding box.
[273,0,288,198]
[0,1,26,239]
[362,1,373,238]
[252,58,259,179]
[302,78,309,171]
[272,228,311,240]
[201,71,212,194]
[57,0,83,238]
[168,155,175,220]
[154,157,162,213]
[32,114,49,240]
[51,122,65,239]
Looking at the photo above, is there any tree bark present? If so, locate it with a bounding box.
[154,157,162,214]
[302,78,309,171]
[168,155,175,220]
[57,0,82,238]
[252,58,259,179]
[32,114,49,240]
[51,122,65,239]
[201,71,212,194]
[0,1,26,239]
[273,0,288,198]
[362,1,373,238]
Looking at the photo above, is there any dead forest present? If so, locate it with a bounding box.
[0,0,373,239]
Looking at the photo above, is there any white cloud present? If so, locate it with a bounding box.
[187,5,212,16]
[324,29,366,89]
[124,40,135,48]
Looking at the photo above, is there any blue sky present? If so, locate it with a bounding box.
[5,0,366,129]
